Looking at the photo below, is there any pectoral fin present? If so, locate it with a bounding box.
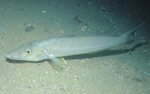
[60,57,67,64]
[43,49,66,71]
[49,55,62,63]
[46,54,67,64]
[48,56,64,71]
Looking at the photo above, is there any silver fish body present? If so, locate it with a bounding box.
[6,22,145,63]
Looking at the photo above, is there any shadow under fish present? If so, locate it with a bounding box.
[6,22,146,71]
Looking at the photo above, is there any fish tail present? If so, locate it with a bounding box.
[119,22,145,43]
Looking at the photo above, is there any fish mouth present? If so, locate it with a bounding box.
[6,51,19,60]
[6,54,24,61]
[6,54,15,60]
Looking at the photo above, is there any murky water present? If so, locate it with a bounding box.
[0,0,149,94]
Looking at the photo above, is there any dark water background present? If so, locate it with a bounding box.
[0,0,149,94]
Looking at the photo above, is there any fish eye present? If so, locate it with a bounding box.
[26,49,31,54]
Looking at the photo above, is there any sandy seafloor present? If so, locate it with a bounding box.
[0,0,150,94]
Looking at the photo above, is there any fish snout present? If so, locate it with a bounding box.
[6,53,14,60]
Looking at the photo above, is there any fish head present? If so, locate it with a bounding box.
[6,41,46,62]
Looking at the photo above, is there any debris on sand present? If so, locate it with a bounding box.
[24,23,35,32]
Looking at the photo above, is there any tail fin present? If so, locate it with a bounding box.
[119,22,145,43]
